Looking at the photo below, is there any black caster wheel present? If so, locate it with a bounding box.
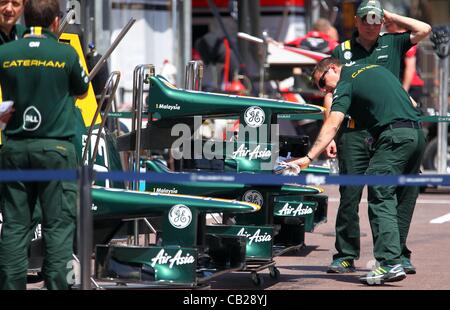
[269,266,280,279]
[251,272,264,286]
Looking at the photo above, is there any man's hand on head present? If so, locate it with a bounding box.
[382,9,394,24]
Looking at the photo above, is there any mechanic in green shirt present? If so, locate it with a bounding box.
[0,0,89,290]
[321,0,431,274]
[292,58,426,285]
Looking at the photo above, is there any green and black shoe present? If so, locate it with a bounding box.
[360,264,406,285]
[326,258,355,273]
[401,257,416,274]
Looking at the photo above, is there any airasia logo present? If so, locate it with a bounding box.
[237,228,272,245]
[277,203,313,216]
[150,249,195,269]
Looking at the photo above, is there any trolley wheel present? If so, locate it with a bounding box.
[269,266,280,279]
[251,272,264,286]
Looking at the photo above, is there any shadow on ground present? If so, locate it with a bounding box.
[209,267,406,289]
[278,245,328,257]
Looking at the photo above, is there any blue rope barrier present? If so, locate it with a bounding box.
[0,170,77,182]
[96,171,450,186]
[1,169,450,186]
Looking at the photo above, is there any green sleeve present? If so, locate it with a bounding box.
[331,45,340,58]
[331,80,352,114]
[69,49,89,97]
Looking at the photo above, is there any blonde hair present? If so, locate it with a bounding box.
[312,18,339,40]
[312,18,332,33]
[311,57,342,80]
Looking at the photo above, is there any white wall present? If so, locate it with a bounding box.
[108,1,175,106]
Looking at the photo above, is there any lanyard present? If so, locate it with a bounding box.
[23,27,47,39]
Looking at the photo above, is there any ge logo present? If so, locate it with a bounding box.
[168,204,192,229]
[242,190,264,206]
[244,106,265,128]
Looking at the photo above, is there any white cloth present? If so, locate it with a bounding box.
[0,101,14,130]
[274,161,301,176]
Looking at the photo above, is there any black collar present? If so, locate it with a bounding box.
[352,31,380,53]
[0,26,18,45]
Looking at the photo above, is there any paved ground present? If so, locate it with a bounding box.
[209,185,450,290]
[27,185,450,290]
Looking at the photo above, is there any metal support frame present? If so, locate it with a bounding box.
[79,0,95,49]
[259,32,269,98]
[78,164,93,290]
[122,217,158,246]
[77,73,122,291]
[133,220,140,246]
[130,64,155,245]
[57,9,76,38]
[143,218,158,234]
[185,61,204,158]
[71,254,100,289]
[236,32,268,97]
[82,71,121,164]
[185,60,204,91]
[176,0,192,87]
[130,64,155,191]
[70,13,134,290]
[430,26,450,174]
[437,55,449,174]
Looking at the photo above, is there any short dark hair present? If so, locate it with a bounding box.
[24,0,60,28]
[311,57,342,80]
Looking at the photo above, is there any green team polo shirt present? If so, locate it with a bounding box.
[0,27,89,139]
[332,31,413,80]
[331,63,421,134]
